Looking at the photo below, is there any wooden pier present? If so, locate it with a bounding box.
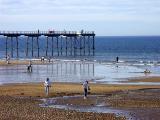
[0,31,95,58]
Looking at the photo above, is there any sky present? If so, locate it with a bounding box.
[0,0,160,36]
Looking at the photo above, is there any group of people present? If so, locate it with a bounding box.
[44,78,90,99]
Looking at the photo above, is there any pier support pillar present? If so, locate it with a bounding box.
[70,37,73,56]
[93,35,95,56]
[74,37,77,56]
[88,36,90,56]
[37,37,39,58]
[46,37,48,56]
[66,37,68,56]
[5,37,8,59]
[60,36,63,56]
[57,37,59,56]
[16,37,19,58]
[26,37,29,57]
[11,37,13,58]
[52,37,54,56]
[32,37,34,57]
[80,36,82,56]
[83,36,86,56]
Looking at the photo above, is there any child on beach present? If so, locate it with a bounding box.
[44,78,51,96]
[83,80,90,99]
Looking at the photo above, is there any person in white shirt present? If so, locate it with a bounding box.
[83,80,89,99]
[44,78,51,96]
[6,55,10,64]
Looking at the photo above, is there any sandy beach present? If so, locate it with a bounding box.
[0,81,160,120]
[0,60,160,119]
[1,82,160,97]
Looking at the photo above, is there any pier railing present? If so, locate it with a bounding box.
[0,31,95,35]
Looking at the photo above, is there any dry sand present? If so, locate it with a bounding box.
[1,82,160,97]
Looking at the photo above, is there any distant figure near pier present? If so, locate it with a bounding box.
[27,60,32,72]
[144,69,151,74]
[41,57,45,62]
[116,56,119,63]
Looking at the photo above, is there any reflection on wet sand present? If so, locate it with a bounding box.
[1,60,160,85]
[40,95,133,120]
[0,61,95,84]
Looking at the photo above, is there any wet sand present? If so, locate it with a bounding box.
[127,77,160,83]
[41,88,160,120]
[0,95,125,120]
[106,88,160,119]
[0,83,129,120]
[0,59,50,66]
[0,82,160,119]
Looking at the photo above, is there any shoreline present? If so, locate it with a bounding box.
[0,59,95,67]
[126,76,160,83]
[0,59,53,66]
[1,75,160,87]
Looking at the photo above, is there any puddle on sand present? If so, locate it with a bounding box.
[39,95,136,120]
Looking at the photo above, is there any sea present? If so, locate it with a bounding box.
[95,36,160,62]
[0,36,160,85]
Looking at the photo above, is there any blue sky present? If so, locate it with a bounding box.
[0,0,160,36]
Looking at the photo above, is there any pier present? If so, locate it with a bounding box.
[0,30,95,58]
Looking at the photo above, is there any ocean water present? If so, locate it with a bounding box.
[0,36,160,62]
[95,36,160,63]
[0,36,160,84]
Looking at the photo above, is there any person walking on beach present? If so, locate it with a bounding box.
[44,78,51,96]
[27,60,32,72]
[6,54,10,64]
[41,56,45,62]
[83,80,89,99]
[116,56,119,63]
